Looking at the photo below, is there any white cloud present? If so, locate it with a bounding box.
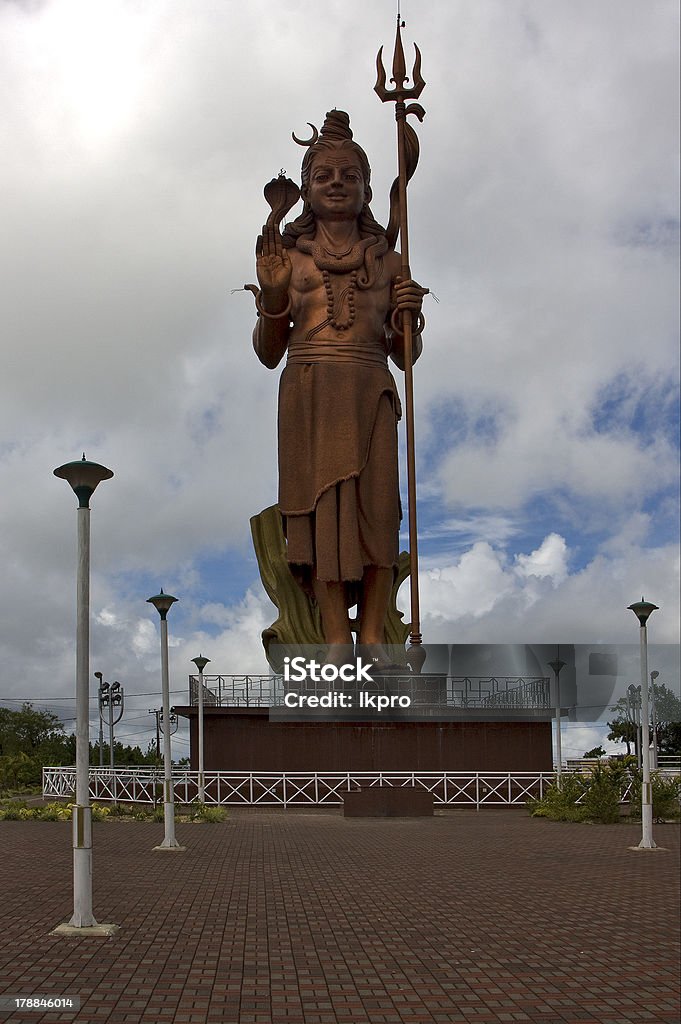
[421,543,514,621]
[400,531,680,645]
[515,534,568,584]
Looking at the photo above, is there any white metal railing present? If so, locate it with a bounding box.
[188,674,552,709]
[44,765,681,809]
[42,766,162,804]
[44,767,573,808]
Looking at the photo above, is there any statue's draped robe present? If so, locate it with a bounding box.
[277,338,402,599]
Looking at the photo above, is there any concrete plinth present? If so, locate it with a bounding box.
[343,787,434,817]
[51,923,120,937]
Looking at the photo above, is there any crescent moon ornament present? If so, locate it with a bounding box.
[291,123,319,147]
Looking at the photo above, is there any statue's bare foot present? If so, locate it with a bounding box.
[322,643,355,668]
[357,642,400,673]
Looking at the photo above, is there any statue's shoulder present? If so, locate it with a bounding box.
[383,247,402,280]
[288,245,314,273]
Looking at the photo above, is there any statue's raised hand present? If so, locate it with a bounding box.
[256,224,292,305]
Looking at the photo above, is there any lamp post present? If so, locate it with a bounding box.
[95,672,105,767]
[160,709,179,736]
[191,655,210,803]
[628,598,659,850]
[106,681,124,773]
[99,680,124,800]
[147,589,184,850]
[650,670,659,770]
[53,455,116,934]
[548,656,566,786]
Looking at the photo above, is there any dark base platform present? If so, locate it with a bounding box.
[343,788,434,817]
[174,707,554,772]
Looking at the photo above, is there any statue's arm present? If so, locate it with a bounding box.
[252,225,293,369]
[253,310,291,369]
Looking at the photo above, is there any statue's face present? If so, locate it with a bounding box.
[304,151,368,221]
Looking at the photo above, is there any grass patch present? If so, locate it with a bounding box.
[0,799,228,823]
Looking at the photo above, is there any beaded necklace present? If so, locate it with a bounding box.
[297,236,377,333]
[322,270,357,331]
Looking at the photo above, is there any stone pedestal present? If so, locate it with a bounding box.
[343,787,434,817]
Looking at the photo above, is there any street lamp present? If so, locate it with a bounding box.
[147,589,184,851]
[548,655,566,786]
[191,655,211,803]
[650,670,659,770]
[160,709,179,735]
[94,672,105,767]
[628,598,659,850]
[98,680,124,799]
[52,455,117,935]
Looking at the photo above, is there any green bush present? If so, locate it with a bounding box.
[201,806,227,823]
[0,797,229,823]
[529,762,629,824]
[0,799,30,820]
[528,773,588,821]
[35,802,71,821]
[105,802,136,818]
[579,763,622,824]
[628,771,681,821]
[186,801,227,823]
[1,801,71,821]
[530,762,681,824]
[90,803,113,822]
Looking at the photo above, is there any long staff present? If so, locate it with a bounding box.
[375,17,426,671]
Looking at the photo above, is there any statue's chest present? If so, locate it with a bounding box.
[291,261,328,295]
[291,258,390,305]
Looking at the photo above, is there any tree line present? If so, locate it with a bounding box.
[0,703,162,794]
[606,682,681,756]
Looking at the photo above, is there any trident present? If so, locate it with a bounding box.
[375,17,426,672]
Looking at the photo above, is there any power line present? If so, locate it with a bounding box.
[1,689,189,702]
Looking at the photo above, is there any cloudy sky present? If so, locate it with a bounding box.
[1,0,678,761]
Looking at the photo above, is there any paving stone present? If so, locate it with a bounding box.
[0,810,678,1023]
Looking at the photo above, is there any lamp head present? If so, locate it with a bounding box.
[54,454,113,508]
[191,654,211,674]
[147,588,178,620]
[548,659,566,676]
[627,597,659,627]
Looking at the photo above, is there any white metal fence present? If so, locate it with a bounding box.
[188,674,552,709]
[41,766,671,809]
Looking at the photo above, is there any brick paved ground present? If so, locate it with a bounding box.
[0,809,678,1024]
